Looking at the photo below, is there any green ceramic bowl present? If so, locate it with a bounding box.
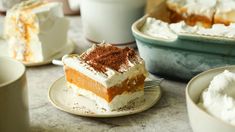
[132,13,235,80]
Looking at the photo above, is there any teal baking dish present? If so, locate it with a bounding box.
[132,2,235,80]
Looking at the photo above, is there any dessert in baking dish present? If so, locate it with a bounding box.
[62,44,148,111]
[4,0,69,62]
[166,0,235,27]
[142,17,235,40]
[166,0,216,28]
[141,0,235,39]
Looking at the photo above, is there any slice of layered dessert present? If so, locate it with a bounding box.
[62,44,148,111]
[4,0,69,62]
[166,0,217,28]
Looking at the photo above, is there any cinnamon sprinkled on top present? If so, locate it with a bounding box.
[81,44,138,73]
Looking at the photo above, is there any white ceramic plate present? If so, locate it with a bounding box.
[0,39,75,67]
[48,76,162,117]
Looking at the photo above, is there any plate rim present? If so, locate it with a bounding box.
[48,76,162,118]
[0,38,75,67]
[24,39,75,67]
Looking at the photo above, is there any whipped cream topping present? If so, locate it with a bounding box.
[62,44,148,88]
[199,70,235,125]
[216,0,235,13]
[169,21,198,34]
[185,0,217,18]
[141,18,177,40]
[196,24,235,37]
[141,17,235,39]
[167,0,217,18]
[80,44,141,73]
[167,0,235,23]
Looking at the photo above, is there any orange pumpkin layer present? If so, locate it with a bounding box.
[169,10,213,28]
[65,67,145,102]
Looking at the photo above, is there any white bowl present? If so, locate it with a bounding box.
[80,0,146,46]
[186,66,235,132]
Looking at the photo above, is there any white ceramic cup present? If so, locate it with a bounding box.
[80,0,146,46]
[0,57,29,132]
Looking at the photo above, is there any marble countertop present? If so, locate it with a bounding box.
[5,16,192,132]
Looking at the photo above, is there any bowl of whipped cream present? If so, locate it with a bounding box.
[186,66,235,132]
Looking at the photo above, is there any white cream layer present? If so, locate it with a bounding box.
[216,0,235,13]
[215,0,235,22]
[62,53,148,88]
[4,1,69,62]
[68,83,144,111]
[167,0,235,23]
[199,70,235,126]
[141,18,177,40]
[167,0,217,18]
[185,0,216,18]
[141,17,235,39]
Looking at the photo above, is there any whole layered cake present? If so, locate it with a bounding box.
[4,0,69,62]
[62,43,148,111]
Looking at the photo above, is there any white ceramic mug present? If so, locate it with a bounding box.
[0,57,29,132]
[80,0,146,47]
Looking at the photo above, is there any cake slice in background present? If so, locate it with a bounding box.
[166,0,217,28]
[62,44,148,111]
[214,0,235,25]
[4,0,69,62]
